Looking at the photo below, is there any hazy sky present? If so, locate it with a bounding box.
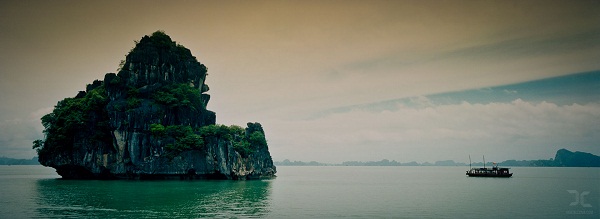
[1,0,599,163]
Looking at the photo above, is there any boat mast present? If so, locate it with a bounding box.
[469,155,472,169]
[483,155,486,168]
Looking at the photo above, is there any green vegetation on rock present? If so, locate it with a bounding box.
[149,123,268,158]
[33,84,111,158]
[153,83,204,110]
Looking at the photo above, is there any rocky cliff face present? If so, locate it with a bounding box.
[35,31,276,179]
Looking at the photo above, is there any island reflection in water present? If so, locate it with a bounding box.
[35,178,272,218]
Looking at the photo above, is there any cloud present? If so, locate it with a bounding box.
[0,119,42,158]
[268,98,600,163]
[0,107,49,158]
[1,0,599,160]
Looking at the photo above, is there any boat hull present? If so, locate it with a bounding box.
[466,173,513,177]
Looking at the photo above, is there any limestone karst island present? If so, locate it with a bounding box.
[33,31,276,180]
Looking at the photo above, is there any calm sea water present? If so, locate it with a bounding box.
[0,165,598,218]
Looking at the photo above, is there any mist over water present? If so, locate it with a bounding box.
[1,166,598,218]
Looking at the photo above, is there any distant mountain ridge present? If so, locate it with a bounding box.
[275,149,600,167]
[553,148,600,167]
[499,149,600,167]
[0,157,39,165]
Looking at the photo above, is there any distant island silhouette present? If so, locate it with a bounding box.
[275,149,600,167]
[0,157,40,165]
[3,148,598,167]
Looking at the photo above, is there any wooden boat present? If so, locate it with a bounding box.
[466,155,513,177]
[466,166,513,177]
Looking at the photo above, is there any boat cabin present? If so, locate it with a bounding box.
[466,164,512,177]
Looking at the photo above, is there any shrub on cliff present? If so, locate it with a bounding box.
[150,124,204,155]
[150,123,166,136]
[249,131,267,149]
[148,123,269,158]
[207,124,260,156]
[33,85,111,158]
[153,83,204,110]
